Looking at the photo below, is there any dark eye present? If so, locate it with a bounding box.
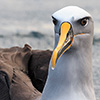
[80,18,88,26]
[52,17,58,25]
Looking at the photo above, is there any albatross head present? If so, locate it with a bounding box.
[52,6,93,69]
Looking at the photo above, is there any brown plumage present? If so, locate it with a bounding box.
[28,49,52,93]
[0,44,52,100]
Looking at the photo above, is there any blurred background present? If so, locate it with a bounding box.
[0,0,100,99]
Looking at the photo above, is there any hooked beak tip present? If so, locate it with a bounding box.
[52,67,55,70]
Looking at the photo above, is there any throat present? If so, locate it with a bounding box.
[50,51,93,85]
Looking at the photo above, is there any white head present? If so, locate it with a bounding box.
[51,6,94,69]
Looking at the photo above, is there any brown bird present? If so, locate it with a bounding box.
[0,44,52,100]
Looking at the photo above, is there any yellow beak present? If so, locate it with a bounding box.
[52,22,74,69]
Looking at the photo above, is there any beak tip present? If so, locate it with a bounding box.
[52,67,55,70]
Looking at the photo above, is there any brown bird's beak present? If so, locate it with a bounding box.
[52,22,74,69]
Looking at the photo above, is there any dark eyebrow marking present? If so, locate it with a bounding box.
[52,16,57,20]
[77,16,90,22]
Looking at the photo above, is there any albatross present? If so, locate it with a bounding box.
[40,6,96,100]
